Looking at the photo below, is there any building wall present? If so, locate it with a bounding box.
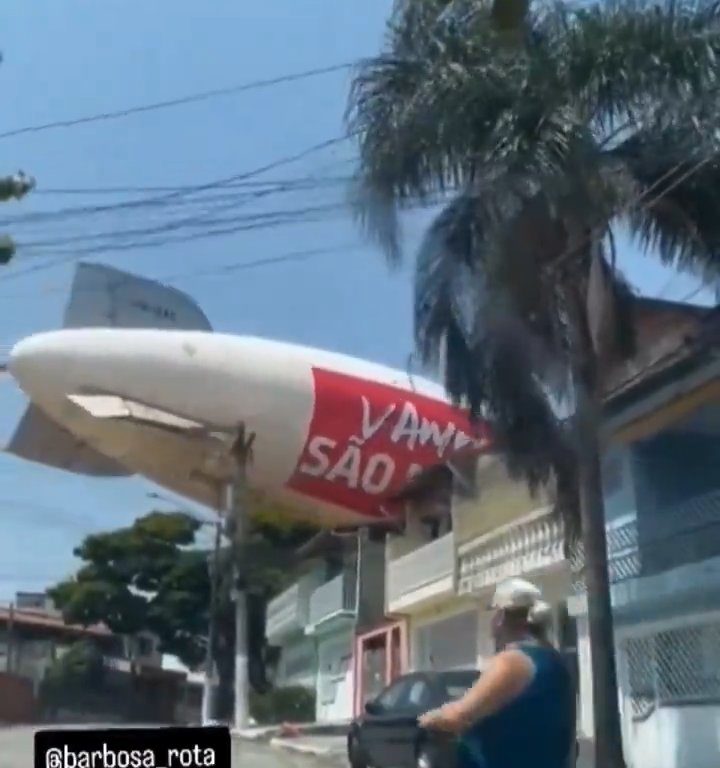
[453,457,552,548]
[601,445,637,522]
[0,672,37,723]
[409,601,479,671]
[275,634,317,691]
[575,375,720,766]
[575,614,594,739]
[315,627,354,722]
[356,533,386,633]
[623,705,720,768]
[615,611,720,768]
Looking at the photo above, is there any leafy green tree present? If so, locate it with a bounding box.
[347,2,720,765]
[50,511,311,717]
[40,639,106,716]
[45,639,105,690]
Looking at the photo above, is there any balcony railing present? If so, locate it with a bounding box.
[387,533,454,611]
[458,507,565,595]
[266,573,319,641]
[307,569,357,629]
[571,488,720,591]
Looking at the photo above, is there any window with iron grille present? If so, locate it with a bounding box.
[622,619,720,720]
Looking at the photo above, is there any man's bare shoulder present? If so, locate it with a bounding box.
[486,647,536,681]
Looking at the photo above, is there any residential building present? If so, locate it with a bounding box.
[570,305,720,768]
[380,472,478,678]
[0,598,121,692]
[265,528,385,722]
[353,478,457,716]
[265,569,323,691]
[269,297,718,755]
[0,591,199,725]
[454,456,573,662]
[377,299,719,768]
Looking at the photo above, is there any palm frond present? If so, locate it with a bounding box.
[413,193,580,530]
[611,95,720,276]
[564,0,720,130]
[416,185,578,377]
[346,3,586,258]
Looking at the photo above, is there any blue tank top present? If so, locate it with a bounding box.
[457,643,575,768]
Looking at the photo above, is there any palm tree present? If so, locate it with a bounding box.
[347,2,720,766]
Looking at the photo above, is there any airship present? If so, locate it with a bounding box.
[5,263,491,528]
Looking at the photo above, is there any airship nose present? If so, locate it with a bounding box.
[8,332,68,396]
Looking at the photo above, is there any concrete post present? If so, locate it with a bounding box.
[201,518,223,725]
[228,425,255,731]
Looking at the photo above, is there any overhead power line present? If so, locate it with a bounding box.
[0,134,351,238]
[20,200,347,250]
[0,170,354,229]
[32,169,354,197]
[0,61,354,140]
[10,185,447,262]
[0,242,367,300]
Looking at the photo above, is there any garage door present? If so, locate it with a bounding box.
[413,611,478,671]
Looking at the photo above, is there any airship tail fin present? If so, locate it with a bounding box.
[5,263,208,477]
[62,262,213,331]
[6,404,131,476]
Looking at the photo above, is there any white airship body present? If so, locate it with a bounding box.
[6,263,491,527]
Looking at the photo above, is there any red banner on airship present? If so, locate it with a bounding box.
[287,368,492,518]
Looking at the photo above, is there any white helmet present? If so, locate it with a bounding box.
[491,577,543,610]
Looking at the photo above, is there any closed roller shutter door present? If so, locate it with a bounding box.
[414,610,478,671]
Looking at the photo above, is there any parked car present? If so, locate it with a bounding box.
[348,669,480,768]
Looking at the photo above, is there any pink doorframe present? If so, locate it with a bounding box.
[353,620,408,717]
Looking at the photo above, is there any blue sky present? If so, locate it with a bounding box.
[0,0,714,600]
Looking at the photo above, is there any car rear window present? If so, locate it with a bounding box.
[440,672,479,700]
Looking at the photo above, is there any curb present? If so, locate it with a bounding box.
[232,721,349,742]
[270,737,336,757]
[231,726,279,742]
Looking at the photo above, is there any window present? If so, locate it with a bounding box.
[623,620,720,719]
[440,671,479,700]
[406,679,432,710]
[376,679,409,711]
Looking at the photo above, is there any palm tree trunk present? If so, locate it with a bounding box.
[559,224,627,767]
[575,383,627,768]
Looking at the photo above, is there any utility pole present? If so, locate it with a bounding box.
[7,602,15,674]
[201,517,223,726]
[228,424,255,731]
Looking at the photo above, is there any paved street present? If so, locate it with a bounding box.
[0,725,339,768]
